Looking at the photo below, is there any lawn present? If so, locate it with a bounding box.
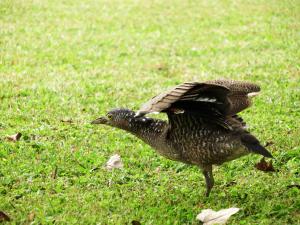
[0,0,299,224]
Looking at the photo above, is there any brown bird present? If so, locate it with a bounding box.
[92,80,273,196]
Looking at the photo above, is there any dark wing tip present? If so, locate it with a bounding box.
[241,133,273,158]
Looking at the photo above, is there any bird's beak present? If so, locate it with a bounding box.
[91,116,108,124]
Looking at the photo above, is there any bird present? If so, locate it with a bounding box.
[92,80,273,196]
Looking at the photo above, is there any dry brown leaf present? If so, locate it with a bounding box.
[255,158,275,172]
[70,146,78,153]
[196,208,240,225]
[105,154,123,171]
[6,133,22,142]
[155,166,161,173]
[27,212,35,222]
[0,211,10,222]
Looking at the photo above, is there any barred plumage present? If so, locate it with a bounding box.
[92,80,272,196]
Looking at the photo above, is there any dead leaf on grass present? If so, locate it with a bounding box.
[196,208,240,225]
[27,212,35,222]
[155,166,161,173]
[105,154,123,171]
[70,146,78,153]
[6,133,22,142]
[0,211,10,222]
[255,158,275,172]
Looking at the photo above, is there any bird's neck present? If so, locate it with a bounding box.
[122,117,169,148]
[115,115,186,162]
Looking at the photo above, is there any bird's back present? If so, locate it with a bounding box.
[165,113,249,166]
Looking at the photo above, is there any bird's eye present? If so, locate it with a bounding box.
[107,114,113,119]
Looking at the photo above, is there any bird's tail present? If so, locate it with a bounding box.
[241,133,273,158]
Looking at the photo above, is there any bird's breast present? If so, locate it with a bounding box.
[166,127,249,165]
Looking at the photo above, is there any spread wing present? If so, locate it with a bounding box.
[136,80,260,129]
[206,80,260,115]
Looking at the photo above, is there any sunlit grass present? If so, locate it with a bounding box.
[0,0,299,224]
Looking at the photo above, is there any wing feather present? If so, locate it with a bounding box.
[136,80,260,130]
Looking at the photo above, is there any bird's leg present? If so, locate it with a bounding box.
[202,165,214,197]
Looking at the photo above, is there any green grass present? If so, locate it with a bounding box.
[1,0,299,224]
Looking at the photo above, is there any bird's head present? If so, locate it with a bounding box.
[91,108,136,130]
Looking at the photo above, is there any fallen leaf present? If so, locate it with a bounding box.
[255,158,275,172]
[71,146,78,153]
[0,211,10,222]
[27,212,35,222]
[196,208,240,225]
[105,154,123,171]
[155,166,161,173]
[6,133,22,142]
